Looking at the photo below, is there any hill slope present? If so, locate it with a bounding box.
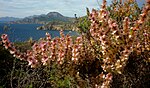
[13,12,75,24]
[0,17,21,23]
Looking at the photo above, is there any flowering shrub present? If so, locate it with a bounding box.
[1,0,150,87]
[89,0,150,73]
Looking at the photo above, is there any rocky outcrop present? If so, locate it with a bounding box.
[37,23,79,31]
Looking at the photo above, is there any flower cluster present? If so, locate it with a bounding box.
[94,72,113,88]
[1,31,86,67]
[1,34,27,61]
[100,73,113,88]
[89,0,150,74]
[88,0,150,87]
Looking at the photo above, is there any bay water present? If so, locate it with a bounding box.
[0,23,78,42]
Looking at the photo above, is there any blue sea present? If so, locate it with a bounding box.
[0,23,78,42]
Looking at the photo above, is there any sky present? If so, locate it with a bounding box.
[0,0,145,18]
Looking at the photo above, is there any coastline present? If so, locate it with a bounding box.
[37,23,79,31]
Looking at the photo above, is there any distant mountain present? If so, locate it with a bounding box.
[0,17,21,23]
[13,12,75,24]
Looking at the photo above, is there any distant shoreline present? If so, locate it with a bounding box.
[37,24,79,31]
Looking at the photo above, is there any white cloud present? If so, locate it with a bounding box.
[0,0,145,18]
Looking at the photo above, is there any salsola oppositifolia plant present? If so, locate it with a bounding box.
[1,0,150,87]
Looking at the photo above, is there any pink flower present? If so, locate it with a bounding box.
[27,56,38,68]
[1,34,7,40]
[42,55,48,65]
[9,47,16,54]
[46,32,51,41]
